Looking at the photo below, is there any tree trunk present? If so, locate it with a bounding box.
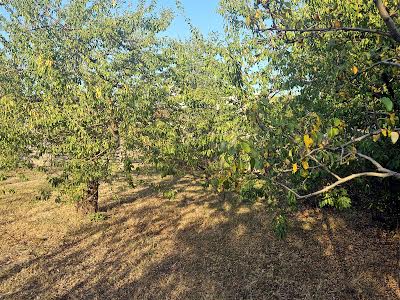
[76,180,99,214]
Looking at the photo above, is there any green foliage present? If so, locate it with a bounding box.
[1,0,399,230]
[381,97,394,112]
[273,214,288,240]
[239,179,265,204]
[89,212,107,222]
[162,189,177,200]
[217,0,400,225]
[18,174,29,182]
[0,0,173,209]
[35,188,52,201]
[0,173,8,181]
[287,192,297,208]
[320,189,352,210]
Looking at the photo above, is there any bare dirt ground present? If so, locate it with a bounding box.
[0,169,399,300]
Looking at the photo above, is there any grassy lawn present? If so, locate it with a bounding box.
[0,169,399,299]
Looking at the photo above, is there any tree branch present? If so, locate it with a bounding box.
[332,128,400,150]
[309,155,342,180]
[357,152,400,179]
[278,171,392,199]
[381,60,400,68]
[374,0,400,42]
[353,57,399,79]
[258,26,391,38]
[276,148,400,200]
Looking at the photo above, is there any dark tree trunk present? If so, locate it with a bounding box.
[76,180,99,214]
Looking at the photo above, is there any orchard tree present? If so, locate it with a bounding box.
[218,0,400,229]
[134,33,252,180]
[0,0,172,213]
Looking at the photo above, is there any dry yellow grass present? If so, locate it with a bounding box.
[0,169,399,299]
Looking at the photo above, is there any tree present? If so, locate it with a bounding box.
[132,32,252,181]
[0,0,172,213]
[218,0,400,225]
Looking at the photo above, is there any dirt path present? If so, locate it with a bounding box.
[0,170,399,299]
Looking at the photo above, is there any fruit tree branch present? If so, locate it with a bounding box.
[374,0,400,42]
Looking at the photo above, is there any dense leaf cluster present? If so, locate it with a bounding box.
[0,0,399,231]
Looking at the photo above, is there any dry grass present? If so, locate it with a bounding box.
[0,169,399,299]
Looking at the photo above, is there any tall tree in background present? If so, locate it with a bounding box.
[135,33,251,179]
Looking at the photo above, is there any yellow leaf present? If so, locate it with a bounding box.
[391,131,399,144]
[255,10,261,19]
[288,150,293,158]
[245,16,251,27]
[45,59,53,68]
[303,134,314,149]
[372,134,380,142]
[95,87,102,99]
[36,55,44,66]
[339,91,346,98]
[302,160,309,170]
[300,169,309,178]
[334,20,341,28]
[381,128,387,137]
[389,113,396,125]
[292,163,298,174]
[352,65,358,75]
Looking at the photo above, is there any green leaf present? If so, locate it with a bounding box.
[328,127,340,138]
[254,158,264,170]
[381,97,393,112]
[333,118,342,127]
[240,142,251,153]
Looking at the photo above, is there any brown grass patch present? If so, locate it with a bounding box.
[0,170,399,299]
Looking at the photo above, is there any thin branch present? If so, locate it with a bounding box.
[309,155,342,180]
[357,152,400,179]
[357,152,384,169]
[278,171,391,200]
[354,57,399,79]
[333,128,400,150]
[275,181,302,198]
[276,147,400,200]
[258,26,391,38]
[382,61,400,68]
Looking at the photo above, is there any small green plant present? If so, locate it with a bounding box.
[200,180,210,188]
[239,179,265,204]
[18,173,28,182]
[162,189,177,200]
[273,213,288,239]
[37,166,48,173]
[0,173,8,181]
[89,212,107,222]
[35,188,51,201]
[54,195,62,203]
[320,188,351,210]
[127,175,136,188]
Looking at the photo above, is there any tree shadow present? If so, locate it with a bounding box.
[1,176,399,299]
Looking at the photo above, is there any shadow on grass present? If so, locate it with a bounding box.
[1,175,399,300]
